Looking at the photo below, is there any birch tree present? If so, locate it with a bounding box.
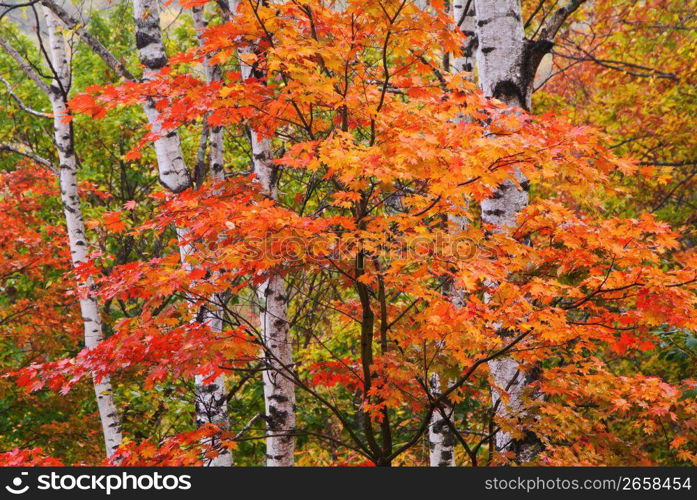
[42,0,294,466]
[425,0,481,467]
[0,9,123,457]
[191,3,232,466]
[227,0,296,467]
[36,0,232,465]
[132,0,232,466]
[471,0,587,463]
[192,5,225,181]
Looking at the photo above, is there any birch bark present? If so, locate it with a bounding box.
[192,6,225,180]
[428,373,455,466]
[449,0,478,74]
[427,0,478,467]
[227,0,296,464]
[132,0,192,193]
[133,0,231,465]
[473,0,539,463]
[242,71,296,469]
[42,8,122,457]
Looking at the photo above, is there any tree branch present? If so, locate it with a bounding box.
[0,142,56,171]
[537,0,588,41]
[0,74,51,117]
[0,35,51,95]
[39,0,134,80]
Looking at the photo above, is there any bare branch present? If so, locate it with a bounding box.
[38,0,134,80]
[537,0,588,41]
[0,74,51,117]
[233,413,262,440]
[0,35,51,95]
[0,142,56,171]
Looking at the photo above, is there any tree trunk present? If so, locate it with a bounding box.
[426,1,479,467]
[449,0,478,74]
[193,4,231,466]
[428,374,456,466]
[193,6,225,181]
[42,7,122,457]
[257,271,295,466]
[238,46,296,465]
[194,302,232,466]
[133,0,231,465]
[132,0,193,193]
[473,0,541,463]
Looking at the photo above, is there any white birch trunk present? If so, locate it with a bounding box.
[132,0,192,193]
[474,0,529,109]
[133,0,231,465]
[450,0,477,74]
[426,1,479,467]
[192,4,232,466]
[42,8,122,457]
[473,0,541,463]
[239,49,296,466]
[428,373,455,466]
[193,6,225,180]
[194,307,232,467]
[257,271,295,466]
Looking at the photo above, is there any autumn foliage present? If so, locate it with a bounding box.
[0,0,695,466]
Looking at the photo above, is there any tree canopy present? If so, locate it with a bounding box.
[0,0,694,466]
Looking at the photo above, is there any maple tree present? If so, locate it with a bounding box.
[0,0,694,467]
